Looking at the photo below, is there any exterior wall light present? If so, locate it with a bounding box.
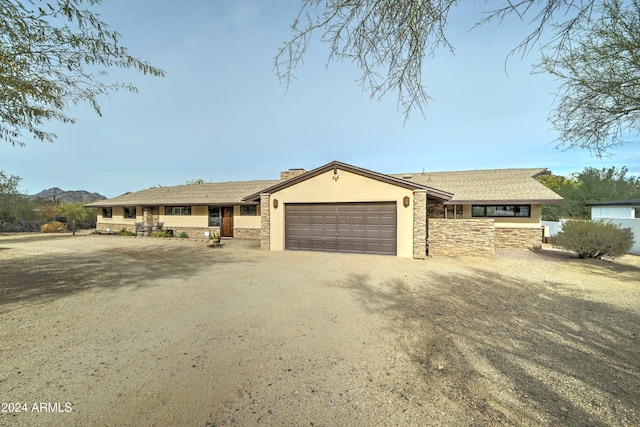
[332,167,339,181]
[403,196,410,208]
[273,199,278,209]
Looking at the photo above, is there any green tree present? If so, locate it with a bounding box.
[537,0,640,154]
[1,0,165,147]
[279,1,640,155]
[539,166,640,220]
[538,174,579,221]
[0,171,38,222]
[573,166,640,212]
[62,202,96,229]
[277,1,598,121]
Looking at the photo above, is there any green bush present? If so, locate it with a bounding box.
[117,228,136,236]
[150,230,172,238]
[554,220,635,259]
[177,231,189,238]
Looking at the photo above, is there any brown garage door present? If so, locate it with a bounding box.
[285,202,397,255]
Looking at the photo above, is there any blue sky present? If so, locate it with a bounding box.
[3,1,639,198]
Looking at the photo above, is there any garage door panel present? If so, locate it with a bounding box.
[380,229,396,240]
[286,202,397,255]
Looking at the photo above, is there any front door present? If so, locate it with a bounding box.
[221,206,234,237]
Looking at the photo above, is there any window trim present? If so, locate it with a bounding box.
[472,204,531,218]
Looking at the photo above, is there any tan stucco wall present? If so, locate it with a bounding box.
[96,206,140,225]
[97,204,262,234]
[233,205,261,229]
[268,169,415,258]
[157,205,208,227]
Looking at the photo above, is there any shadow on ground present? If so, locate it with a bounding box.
[342,268,640,426]
[0,241,231,307]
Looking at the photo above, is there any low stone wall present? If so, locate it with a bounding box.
[495,227,543,250]
[234,228,261,240]
[97,223,261,240]
[428,219,495,257]
[97,223,130,232]
[97,223,218,239]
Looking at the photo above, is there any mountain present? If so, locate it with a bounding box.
[30,188,106,204]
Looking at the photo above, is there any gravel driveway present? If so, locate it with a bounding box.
[1,232,639,426]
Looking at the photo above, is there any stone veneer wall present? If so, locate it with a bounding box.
[96,223,222,239]
[428,219,495,257]
[97,223,130,232]
[413,191,428,259]
[495,227,542,250]
[260,194,270,250]
[234,228,261,239]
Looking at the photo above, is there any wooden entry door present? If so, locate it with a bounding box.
[221,206,234,237]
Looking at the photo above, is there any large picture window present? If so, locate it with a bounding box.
[124,207,136,219]
[164,206,191,216]
[102,207,112,218]
[472,205,530,218]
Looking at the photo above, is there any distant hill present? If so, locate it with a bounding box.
[30,188,106,204]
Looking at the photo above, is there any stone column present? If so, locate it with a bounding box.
[413,190,428,259]
[260,194,270,251]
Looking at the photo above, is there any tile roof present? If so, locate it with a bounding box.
[391,168,563,203]
[85,179,280,207]
[86,165,563,207]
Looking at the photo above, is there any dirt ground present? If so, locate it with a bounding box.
[0,232,639,426]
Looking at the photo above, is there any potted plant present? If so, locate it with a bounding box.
[206,230,221,247]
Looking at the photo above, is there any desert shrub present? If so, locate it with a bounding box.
[150,230,172,238]
[554,219,635,259]
[41,221,67,233]
[177,231,189,238]
[117,228,136,236]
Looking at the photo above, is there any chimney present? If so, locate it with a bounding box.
[280,168,306,181]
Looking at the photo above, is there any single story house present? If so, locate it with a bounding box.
[86,161,563,257]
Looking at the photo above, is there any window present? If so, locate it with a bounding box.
[240,205,257,216]
[102,207,112,218]
[472,205,530,218]
[124,207,136,219]
[208,206,220,226]
[164,206,191,216]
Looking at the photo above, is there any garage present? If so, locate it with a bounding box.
[285,202,397,255]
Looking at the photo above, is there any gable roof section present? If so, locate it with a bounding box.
[85,179,280,207]
[241,160,453,203]
[392,168,563,204]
